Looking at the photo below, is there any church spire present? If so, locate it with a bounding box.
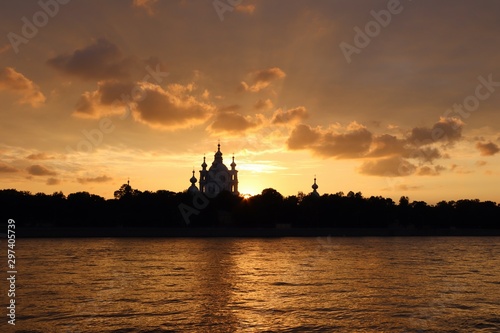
[230,155,236,170]
[214,142,223,164]
[311,175,319,197]
[188,169,198,194]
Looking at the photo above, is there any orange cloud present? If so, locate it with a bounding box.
[26,153,53,160]
[27,164,57,176]
[407,117,464,146]
[77,175,113,184]
[208,111,262,134]
[254,98,273,110]
[476,141,500,156]
[47,38,138,81]
[132,0,158,15]
[47,178,61,185]
[133,82,214,130]
[286,124,321,150]
[271,106,308,125]
[0,67,46,107]
[235,4,256,14]
[239,67,286,92]
[359,157,416,177]
[0,162,18,173]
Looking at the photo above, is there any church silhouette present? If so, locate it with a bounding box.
[188,144,239,196]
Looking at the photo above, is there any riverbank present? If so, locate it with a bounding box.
[14,227,500,238]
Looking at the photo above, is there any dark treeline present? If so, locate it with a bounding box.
[1,184,499,229]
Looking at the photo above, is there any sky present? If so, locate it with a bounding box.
[1,0,500,204]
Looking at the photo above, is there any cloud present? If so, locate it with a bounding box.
[450,164,472,174]
[26,153,53,160]
[407,117,464,146]
[239,67,286,92]
[287,122,372,158]
[416,165,445,176]
[235,4,256,14]
[74,80,135,118]
[27,164,57,176]
[476,160,487,167]
[77,175,113,184]
[46,178,61,185]
[272,106,308,125]
[208,111,262,134]
[0,44,12,54]
[286,124,321,150]
[254,98,273,110]
[0,67,46,107]
[315,126,372,158]
[476,141,500,156]
[47,38,138,81]
[359,157,416,177]
[133,82,214,130]
[367,134,407,158]
[75,80,213,129]
[132,0,158,15]
[407,147,442,163]
[0,162,18,173]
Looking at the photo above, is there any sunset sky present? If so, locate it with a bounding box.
[1,0,500,204]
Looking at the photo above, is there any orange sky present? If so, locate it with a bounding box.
[1,0,500,204]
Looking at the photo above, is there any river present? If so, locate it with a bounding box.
[11,237,500,332]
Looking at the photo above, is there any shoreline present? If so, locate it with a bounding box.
[14,227,500,238]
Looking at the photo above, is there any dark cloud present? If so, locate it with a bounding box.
[407,117,464,146]
[27,164,57,176]
[26,153,53,160]
[476,141,500,156]
[74,80,135,117]
[47,38,138,81]
[0,162,18,173]
[77,175,113,184]
[219,104,241,112]
[208,111,261,134]
[287,123,372,158]
[0,67,45,107]
[133,83,214,129]
[46,178,61,185]
[367,134,407,158]
[254,99,273,110]
[315,127,372,158]
[286,124,321,150]
[416,165,444,176]
[239,67,286,92]
[359,157,416,177]
[75,81,213,129]
[272,106,308,125]
[406,147,442,163]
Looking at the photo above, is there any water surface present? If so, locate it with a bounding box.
[14,237,500,332]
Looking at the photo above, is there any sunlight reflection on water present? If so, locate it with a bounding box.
[14,237,500,332]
